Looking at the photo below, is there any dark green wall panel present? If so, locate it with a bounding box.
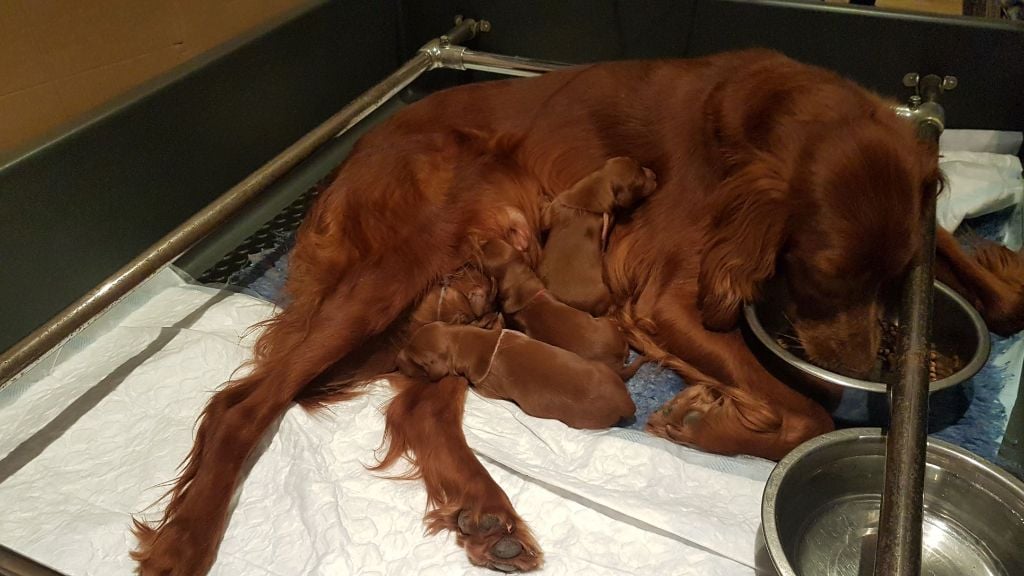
[0,1,399,353]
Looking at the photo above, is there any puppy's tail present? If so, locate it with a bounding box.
[616,354,651,380]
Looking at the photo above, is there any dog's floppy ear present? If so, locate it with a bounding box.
[698,156,790,332]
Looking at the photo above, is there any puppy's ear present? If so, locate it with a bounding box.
[421,351,450,381]
[474,312,505,330]
[401,348,450,381]
[698,157,790,332]
[479,239,519,273]
[396,349,427,378]
[611,181,642,212]
[612,166,657,211]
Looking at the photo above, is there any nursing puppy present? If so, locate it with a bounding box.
[538,157,658,315]
[396,322,635,429]
[408,266,500,330]
[296,266,499,407]
[479,239,645,378]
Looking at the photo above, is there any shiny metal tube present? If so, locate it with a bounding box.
[443,46,570,76]
[0,21,486,389]
[874,81,945,576]
[0,16,571,389]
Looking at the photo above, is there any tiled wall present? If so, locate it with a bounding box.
[0,0,314,155]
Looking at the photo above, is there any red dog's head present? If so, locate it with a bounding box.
[698,104,941,377]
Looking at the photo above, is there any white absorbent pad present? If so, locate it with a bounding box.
[936,150,1024,233]
[0,268,771,575]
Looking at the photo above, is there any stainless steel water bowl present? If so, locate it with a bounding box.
[743,280,990,393]
[761,428,1024,576]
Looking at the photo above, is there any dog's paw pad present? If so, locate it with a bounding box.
[454,509,543,573]
[458,510,501,535]
[492,536,523,559]
[682,410,703,428]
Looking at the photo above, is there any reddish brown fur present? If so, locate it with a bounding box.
[294,264,499,408]
[371,374,542,572]
[479,239,645,378]
[538,157,657,315]
[396,323,635,429]
[134,50,1024,574]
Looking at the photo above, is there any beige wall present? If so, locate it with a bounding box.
[1,0,314,155]
[824,0,964,15]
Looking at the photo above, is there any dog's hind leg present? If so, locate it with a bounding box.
[374,375,543,573]
[132,251,460,575]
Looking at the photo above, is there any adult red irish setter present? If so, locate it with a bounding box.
[133,50,1024,574]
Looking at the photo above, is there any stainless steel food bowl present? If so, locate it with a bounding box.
[743,280,990,394]
[760,428,1024,576]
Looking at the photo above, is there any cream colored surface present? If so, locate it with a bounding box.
[876,0,963,15]
[0,0,314,154]
[825,0,964,16]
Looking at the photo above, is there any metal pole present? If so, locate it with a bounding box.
[874,74,948,576]
[0,18,486,389]
[435,45,570,76]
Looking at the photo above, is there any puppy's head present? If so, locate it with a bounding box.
[445,267,497,320]
[477,239,522,279]
[602,157,658,211]
[396,323,453,381]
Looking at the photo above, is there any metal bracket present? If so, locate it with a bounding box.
[894,72,956,137]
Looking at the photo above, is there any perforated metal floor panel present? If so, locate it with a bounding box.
[197,179,325,286]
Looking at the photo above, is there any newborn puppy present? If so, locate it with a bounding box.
[408,266,500,330]
[538,157,657,315]
[396,322,635,429]
[479,239,646,379]
[297,266,499,407]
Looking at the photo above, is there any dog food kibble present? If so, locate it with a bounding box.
[875,320,962,382]
[775,321,962,383]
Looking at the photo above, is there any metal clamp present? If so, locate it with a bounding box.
[419,17,567,78]
[894,73,956,136]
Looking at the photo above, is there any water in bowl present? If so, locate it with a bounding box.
[792,494,1005,576]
